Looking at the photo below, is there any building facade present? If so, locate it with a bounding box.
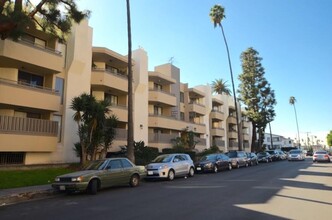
[0,22,252,166]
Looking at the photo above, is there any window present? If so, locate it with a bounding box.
[105,94,118,105]
[53,115,62,142]
[180,92,184,103]
[180,112,185,121]
[108,160,123,170]
[154,106,163,115]
[55,77,64,104]
[154,83,162,91]
[121,159,133,168]
[27,112,41,119]
[18,71,43,87]
[0,152,25,165]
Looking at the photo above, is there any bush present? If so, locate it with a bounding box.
[134,141,159,165]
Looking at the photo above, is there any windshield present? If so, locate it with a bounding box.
[290,150,301,154]
[257,152,266,156]
[200,155,217,161]
[152,155,173,163]
[84,160,108,170]
[227,152,237,158]
[315,151,327,154]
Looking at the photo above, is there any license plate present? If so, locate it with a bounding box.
[148,171,153,175]
[60,185,66,191]
[196,167,201,171]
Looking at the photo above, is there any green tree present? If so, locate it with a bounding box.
[209,4,241,150]
[126,0,135,163]
[0,0,90,41]
[238,47,276,152]
[327,131,332,147]
[70,93,118,165]
[289,96,300,146]
[171,128,199,150]
[211,79,231,95]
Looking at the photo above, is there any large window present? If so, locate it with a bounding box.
[105,94,118,105]
[154,83,162,91]
[154,106,163,115]
[55,77,64,104]
[180,92,184,103]
[18,71,43,87]
[53,115,62,142]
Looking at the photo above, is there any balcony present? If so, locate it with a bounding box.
[109,104,128,122]
[0,115,58,152]
[227,116,237,124]
[149,114,206,134]
[0,78,60,112]
[0,38,62,73]
[210,110,224,120]
[212,139,225,147]
[228,130,238,139]
[242,121,250,128]
[149,89,176,106]
[91,68,128,93]
[188,102,206,115]
[243,133,250,140]
[149,133,178,144]
[211,128,225,137]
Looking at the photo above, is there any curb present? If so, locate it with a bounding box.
[0,189,59,206]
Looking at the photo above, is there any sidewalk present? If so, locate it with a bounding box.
[0,184,57,206]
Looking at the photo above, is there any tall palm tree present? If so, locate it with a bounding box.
[289,96,300,147]
[126,0,135,163]
[211,79,231,95]
[210,4,242,150]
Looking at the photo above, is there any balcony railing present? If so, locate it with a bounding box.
[0,115,58,136]
[213,139,225,147]
[18,37,62,55]
[149,133,178,144]
[0,78,59,95]
[149,88,175,97]
[114,128,127,140]
[92,67,128,79]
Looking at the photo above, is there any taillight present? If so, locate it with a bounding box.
[324,155,329,158]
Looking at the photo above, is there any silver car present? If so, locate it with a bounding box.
[145,154,195,181]
[288,149,305,161]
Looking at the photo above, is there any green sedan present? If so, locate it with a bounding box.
[52,158,146,194]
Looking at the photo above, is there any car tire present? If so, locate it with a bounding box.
[256,161,259,165]
[188,167,195,177]
[236,163,240,169]
[245,162,249,167]
[228,163,232,171]
[129,174,140,187]
[266,159,269,163]
[213,165,218,173]
[168,170,175,181]
[87,179,98,195]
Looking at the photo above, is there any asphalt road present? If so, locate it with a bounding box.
[1,159,331,220]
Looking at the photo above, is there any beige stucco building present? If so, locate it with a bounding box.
[0,21,252,166]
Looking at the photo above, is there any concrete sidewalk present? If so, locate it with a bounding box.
[0,185,57,206]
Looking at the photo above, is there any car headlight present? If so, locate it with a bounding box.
[71,176,83,182]
[204,162,213,168]
[54,177,60,182]
[159,165,168,169]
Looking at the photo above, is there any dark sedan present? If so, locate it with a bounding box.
[257,152,272,163]
[246,152,259,166]
[195,153,232,173]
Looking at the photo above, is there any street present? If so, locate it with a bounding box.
[1,159,331,220]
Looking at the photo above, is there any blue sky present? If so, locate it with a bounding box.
[77,0,331,140]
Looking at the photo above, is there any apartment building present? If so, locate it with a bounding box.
[263,133,294,150]
[0,21,252,166]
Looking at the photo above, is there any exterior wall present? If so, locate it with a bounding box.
[51,20,93,164]
[132,48,149,144]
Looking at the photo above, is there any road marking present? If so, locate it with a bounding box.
[165,185,225,189]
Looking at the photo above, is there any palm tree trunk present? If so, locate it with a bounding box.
[126,0,135,163]
[293,104,300,147]
[251,122,257,152]
[220,24,242,151]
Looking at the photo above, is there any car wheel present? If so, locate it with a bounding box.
[236,163,240,169]
[87,179,98,195]
[228,163,232,171]
[256,160,259,165]
[266,159,269,163]
[168,170,175,181]
[129,174,140,187]
[245,162,249,167]
[213,165,218,173]
[188,167,195,177]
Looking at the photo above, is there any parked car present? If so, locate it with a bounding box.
[266,150,280,161]
[257,152,272,163]
[288,149,306,161]
[226,151,248,168]
[306,151,313,156]
[276,151,287,160]
[145,154,195,181]
[313,150,331,163]
[246,152,259,166]
[52,158,146,195]
[195,153,232,173]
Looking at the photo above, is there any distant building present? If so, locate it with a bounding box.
[263,133,294,150]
